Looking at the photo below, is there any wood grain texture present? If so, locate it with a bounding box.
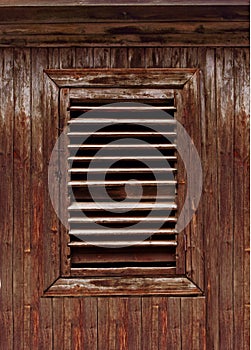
[45,277,202,296]
[197,47,220,350]
[233,47,250,350]
[216,48,234,350]
[13,47,31,350]
[0,5,249,26]
[98,297,141,350]
[0,48,14,350]
[30,48,49,349]
[0,46,249,350]
[181,297,206,350]
[0,0,248,6]
[45,68,195,88]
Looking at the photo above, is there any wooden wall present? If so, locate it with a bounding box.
[0,47,249,349]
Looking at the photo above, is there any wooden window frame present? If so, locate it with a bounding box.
[42,68,204,297]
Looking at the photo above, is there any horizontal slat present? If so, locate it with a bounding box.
[69,88,174,101]
[67,131,177,137]
[71,246,176,263]
[69,228,177,235]
[68,180,177,186]
[44,276,203,297]
[45,68,196,88]
[68,202,177,210]
[69,105,176,111]
[68,118,176,124]
[69,167,177,173]
[68,240,177,247]
[68,216,177,223]
[68,144,176,149]
[70,266,176,277]
[68,156,177,161]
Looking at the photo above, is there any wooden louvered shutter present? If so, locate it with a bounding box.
[67,100,179,277]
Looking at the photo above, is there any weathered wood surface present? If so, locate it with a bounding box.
[45,277,202,296]
[46,68,195,88]
[0,46,249,349]
[0,48,14,350]
[0,0,248,6]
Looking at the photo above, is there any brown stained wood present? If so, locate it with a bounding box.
[233,48,250,350]
[0,48,13,350]
[97,298,140,350]
[71,246,176,264]
[128,48,145,68]
[45,68,196,88]
[62,298,72,350]
[30,48,48,349]
[39,299,53,350]
[94,48,110,68]
[75,47,94,68]
[0,5,249,25]
[71,298,97,350]
[59,88,71,276]
[43,70,60,288]
[48,48,60,68]
[45,276,202,296]
[242,49,250,350]
[60,47,76,69]
[0,0,249,6]
[141,298,160,349]
[52,298,65,350]
[111,48,128,68]
[181,297,206,350]
[13,47,31,350]
[0,21,248,48]
[142,297,182,350]
[216,48,234,350]
[185,70,204,289]
[197,47,220,350]
[69,87,174,101]
[71,266,176,277]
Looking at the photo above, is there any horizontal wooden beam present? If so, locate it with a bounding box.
[44,276,203,296]
[45,68,196,88]
[0,21,248,47]
[0,1,248,7]
[0,5,249,24]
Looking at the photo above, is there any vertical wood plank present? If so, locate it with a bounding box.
[71,298,97,350]
[52,298,65,350]
[75,48,94,68]
[243,48,250,350]
[43,70,60,288]
[145,48,164,68]
[13,47,31,350]
[233,47,250,350]
[48,48,59,68]
[59,88,71,276]
[94,48,110,68]
[181,297,206,350]
[128,48,145,68]
[39,299,53,350]
[0,48,14,350]
[98,298,140,350]
[165,298,181,350]
[197,47,220,350]
[111,48,128,68]
[31,48,48,350]
[63,298,72,350]
[60,48,76,68]
[216,47,234,350]
[141,298,160,350]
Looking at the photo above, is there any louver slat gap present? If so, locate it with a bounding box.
[67,101,178,273]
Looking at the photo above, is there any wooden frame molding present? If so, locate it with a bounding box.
[0,3,249,47]
[42,68,204,297]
